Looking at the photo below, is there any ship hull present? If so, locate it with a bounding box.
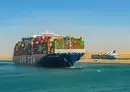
[13,53,84,68]
[92,55,117,60]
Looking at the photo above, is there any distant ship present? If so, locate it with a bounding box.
[91,50,118,60]
[13,32,85,68]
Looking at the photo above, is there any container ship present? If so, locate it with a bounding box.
[13,32,85,68]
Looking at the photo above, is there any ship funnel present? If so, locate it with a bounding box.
[109,50,118,57]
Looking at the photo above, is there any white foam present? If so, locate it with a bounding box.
[97,70,101,72]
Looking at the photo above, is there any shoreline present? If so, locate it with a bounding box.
[1,58,130,64]
[1,51,130,64]
[0,58,12,61]
[79,59,130,64]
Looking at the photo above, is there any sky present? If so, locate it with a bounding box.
[0,0,130,57]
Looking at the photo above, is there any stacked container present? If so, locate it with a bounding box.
[14,33,85,56]
[71,37,84,49]
[64,36,70,49]
[53,37,64,49]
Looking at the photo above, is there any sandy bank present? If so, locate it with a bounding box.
[79,59,130,64]
[0,58,12,61]
[79,52,130,64]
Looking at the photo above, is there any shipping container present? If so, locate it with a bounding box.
[14,33,85,56]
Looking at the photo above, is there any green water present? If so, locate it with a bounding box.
[0,60,130,92]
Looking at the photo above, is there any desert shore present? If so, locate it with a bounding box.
[79,52,130,64]
[0,59,12,61]
[0,57,12,61]
[1,58,130,64]
[1,52,130,64]
[79,59,130,64]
